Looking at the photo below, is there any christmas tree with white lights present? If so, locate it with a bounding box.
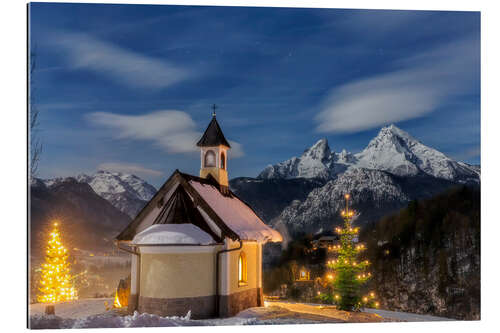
[38,222,77,303]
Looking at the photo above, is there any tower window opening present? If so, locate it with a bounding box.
[221,152,226,170]
[204,150,216,167]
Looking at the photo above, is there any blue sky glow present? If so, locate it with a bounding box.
[29,3,480,187]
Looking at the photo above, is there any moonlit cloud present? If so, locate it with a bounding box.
[227,141,244,159]
[87,110,244,157]
[97,162,163,177]
[452,146,481,161]
[51,32,190,90]
[315,37,479,133]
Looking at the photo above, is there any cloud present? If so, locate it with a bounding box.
[87,110,244,157]
[51,32,190,90]
[97,162,163,177]
[452,146,481,161]
[227,141,244,158]
[315,37,479,133]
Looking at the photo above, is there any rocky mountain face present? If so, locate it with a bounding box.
[362,186,480,320]
[45,170,157,218]
[240,125,480,237]
[30,178,132,255]
[277,168,410,235]
[230,177,326,223]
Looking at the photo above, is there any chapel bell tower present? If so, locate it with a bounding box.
[196,105,231,190]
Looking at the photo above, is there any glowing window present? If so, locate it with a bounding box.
[221,152,226,170]
[238,252,247,285]
[204,150,216,167]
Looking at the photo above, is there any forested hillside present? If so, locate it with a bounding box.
[362,186,480,319]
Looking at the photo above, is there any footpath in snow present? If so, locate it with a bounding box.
[268,301,453,323]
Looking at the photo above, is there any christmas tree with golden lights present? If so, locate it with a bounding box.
[38,222,77,303]
[324,194,378,310]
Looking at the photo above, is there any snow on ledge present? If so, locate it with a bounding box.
[131,224,215,245]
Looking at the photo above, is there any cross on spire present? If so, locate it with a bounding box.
[211,104,218,117]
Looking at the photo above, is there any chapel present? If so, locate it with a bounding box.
[115,111,282,318]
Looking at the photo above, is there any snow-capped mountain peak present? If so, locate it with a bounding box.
[354,125,422,177]
[43,170,158,218]
[258,138,335,180]
[259,124,479,183]
[76,170,156,202]
[354,124,479,181]
[301,138,331,162]
[295,138,334,179]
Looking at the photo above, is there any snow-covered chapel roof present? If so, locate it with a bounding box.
[116,170,282,244]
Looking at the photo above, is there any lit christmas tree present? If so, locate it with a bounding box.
[38,222,77,303]
[323,194,378,310]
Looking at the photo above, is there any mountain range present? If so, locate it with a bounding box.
[30,124,480,252]
[30,171,157,256]
[258,125,479,183]
[233,125,480,236]
[43,170,157,218]
[30,177,132,255]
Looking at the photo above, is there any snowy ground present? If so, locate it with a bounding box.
[364,308,454,322]
[28,298,453,329]
[269,301,454,322]
[29,298,112,319]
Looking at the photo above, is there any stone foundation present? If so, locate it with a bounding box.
[136,288,263,318]
[219,288,263,317]
[128,293,139,314]
[138,295,215,319]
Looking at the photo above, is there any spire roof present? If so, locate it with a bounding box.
[196,115,231,148]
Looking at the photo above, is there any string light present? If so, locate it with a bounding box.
[38,221,78,303]
[325,193,378,310]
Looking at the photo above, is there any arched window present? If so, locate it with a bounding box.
[238,252,247,286]
[204,150,216,167]
[220,152,226,170]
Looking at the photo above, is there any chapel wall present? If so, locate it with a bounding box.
[139,250,217,299]
[226,241,259,294]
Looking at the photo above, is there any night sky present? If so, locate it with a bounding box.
[29,3,480,187]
